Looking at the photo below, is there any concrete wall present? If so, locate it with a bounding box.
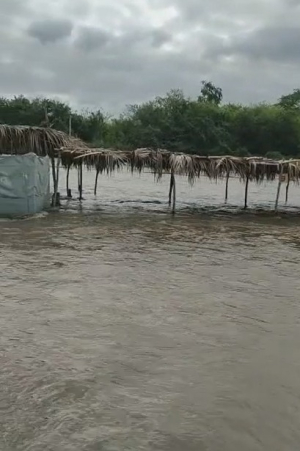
[0,153,50,216]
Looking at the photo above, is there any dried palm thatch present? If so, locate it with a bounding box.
[246,158,280,182]
[127,148,169,177]
[74,148,128,195]
[279,159,300,203]
[213,156,279,182]
[127,151,294,183]
[51,146,300,212]
[0,124,82,156]
[75,149,127,173]
[281,159,300,180]
[215,156,246,178]
[58,146,300,186]
[60,146,90,168]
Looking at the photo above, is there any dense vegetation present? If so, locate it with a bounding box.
[1,82,300,159]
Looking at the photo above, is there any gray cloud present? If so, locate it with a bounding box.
[75,27,110,52]
[286,0,300,5]
[150,29,172,48]
[204,23,300,65]
[28,19,73,44]
[0,0,300,113]
[228,26,300,63]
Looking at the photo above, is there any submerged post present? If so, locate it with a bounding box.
[285,171,290,204]
[244,175,249,209]
[168,172,174,206]
[94,169,100,195]
[51,156,60,207]
[66,115,72,198]
[51,156,56,193]
[78,163,83,200]
[56,153,60,189]
[66,165,72,198]
[54,153,61,206]
[275,165,284,211]
[225,171,230,203]
[172,174,176,214]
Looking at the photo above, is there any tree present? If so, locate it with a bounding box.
[198,81,223,105]
[0,87,300,158]
[278,89,300,110]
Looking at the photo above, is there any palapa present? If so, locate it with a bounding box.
[61,148,300,211]
[0,124,86,156]
[1,125,299,211]
[59,147,300,184]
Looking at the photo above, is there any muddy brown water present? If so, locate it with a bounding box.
[1,170,300,450]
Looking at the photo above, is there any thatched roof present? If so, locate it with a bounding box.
[59,147,299,183]
[1,125,297,184]
[0,124,85,156]
[60,147,126,172]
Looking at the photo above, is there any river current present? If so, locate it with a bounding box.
[0,169,300,450]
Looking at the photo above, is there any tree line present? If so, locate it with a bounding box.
[1,82,300,159]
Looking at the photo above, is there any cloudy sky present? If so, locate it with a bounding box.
[1,0,300,113]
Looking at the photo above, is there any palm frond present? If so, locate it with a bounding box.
[0,124,84,156]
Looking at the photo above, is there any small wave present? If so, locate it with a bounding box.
[0,211,49,222]
[111,199,164,205]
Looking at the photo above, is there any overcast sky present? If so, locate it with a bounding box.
[1,0,300,114]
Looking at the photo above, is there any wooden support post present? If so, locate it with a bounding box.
[225,171,229,204]
[172,174,176,214]
[51,192,61,206]
[94,169,100,195]
[53,154,61,207]
[67,114,72,199]
[285,172,290,204]
[66,165,72,197]
[275,165,284,211]
[244,175,249,209]
[78,163,83,200]
[51,156,58,207]
[51,157,56,191]
[168,172,174,206]
[56,154,60,190]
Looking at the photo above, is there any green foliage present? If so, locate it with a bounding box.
[0,96,106,146]
[198,80,223,105]
[1,84,300,158]
[266,151,284,160]
[277,89,300,110]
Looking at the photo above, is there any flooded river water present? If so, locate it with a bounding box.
[1,169,300,450]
